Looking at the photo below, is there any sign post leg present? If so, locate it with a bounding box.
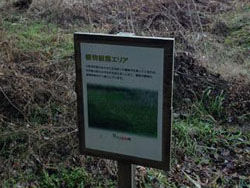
[118,161,136,188]
[131,164,136,187]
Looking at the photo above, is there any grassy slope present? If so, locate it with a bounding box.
[1,16,73,58]
[0,6,249,188]
[196,3,250,81]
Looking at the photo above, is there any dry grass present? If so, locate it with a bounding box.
[26,0,250,82]
[0,22,82,185]
[28,0,233,33]
[0,1,249,187]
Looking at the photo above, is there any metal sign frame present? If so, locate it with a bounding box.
[74,32,174,170]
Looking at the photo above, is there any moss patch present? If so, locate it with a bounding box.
[1,17,73,59]
[225,5,250,51]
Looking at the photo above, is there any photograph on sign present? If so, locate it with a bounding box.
[81,43,164,161]
[87,84,158,137]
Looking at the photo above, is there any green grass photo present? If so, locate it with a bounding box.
[87,84,158,137]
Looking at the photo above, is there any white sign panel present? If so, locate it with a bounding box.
[80,43,164,161]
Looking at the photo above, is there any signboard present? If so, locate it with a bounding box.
[74,33,174,170]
